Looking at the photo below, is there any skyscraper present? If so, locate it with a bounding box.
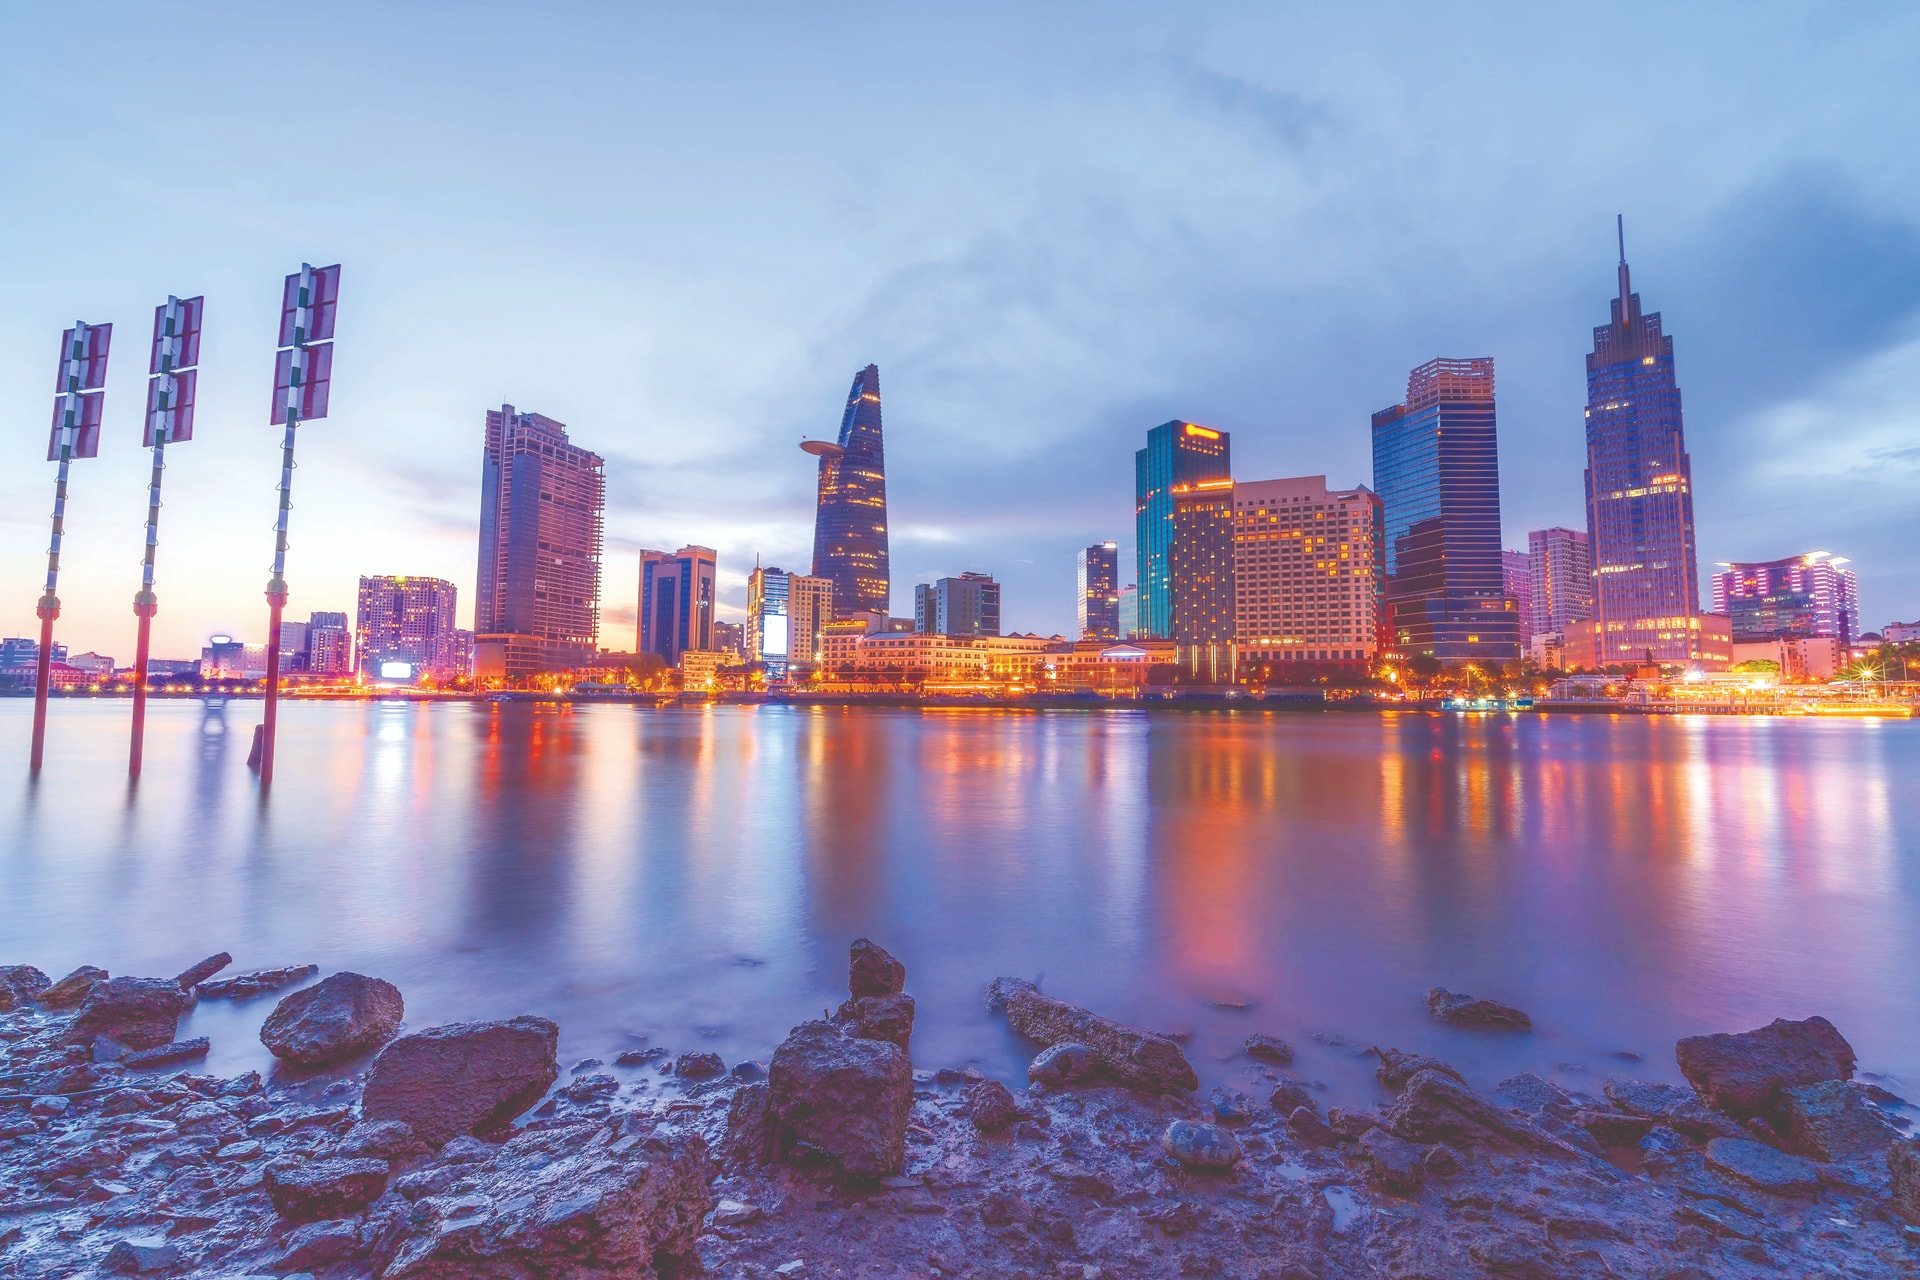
[638,545,718,666]
[804,364,890,617]
[1370,358,1518,664]
[788,574,836,670]
[1117,584,1139,640]
[307,611,351,676]
[1169,481,1237,673]
[1232,476,1384,670]
[475,405,605,678]
[1503,550,1534,650]
[746,566,792,680]
[1527,527,1591,637]
[356,575,459,680]
[1712,552,1858,644]
[1076,542,1120,640]
[1584,218,1705,665]
[1135,421,1231,639]
[914,573,1001,637]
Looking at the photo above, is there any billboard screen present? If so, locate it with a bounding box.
[761,613,789,661]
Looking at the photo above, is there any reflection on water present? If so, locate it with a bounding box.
[2,700,1914,1101]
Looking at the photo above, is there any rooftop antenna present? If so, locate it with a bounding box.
[1616,214,1632,324]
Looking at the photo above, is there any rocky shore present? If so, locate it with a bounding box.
[1,948,1915,1279]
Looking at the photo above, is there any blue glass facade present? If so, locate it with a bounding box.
[807,365,890,616]
[1370,358,1519,664]
[1134,421,1230,639]
[638,546,716,665]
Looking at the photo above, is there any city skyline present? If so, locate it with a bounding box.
[4,7,1918,661]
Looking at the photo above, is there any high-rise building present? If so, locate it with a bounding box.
[712,620,745,660]
[307,611,352,676]
[1233,476,1384,669]
[356,575,459,680]
[746,565,793,679]
[804,364,890,616]
[277,620,310,674]
[1584,219,1705,665]
[1076,542,1120,640]
[1527,527,1592,638]
[475,405,605,679]
[0,638,66,669]
[1135,421,1231,639]
[1169,481,1237,676]
[788,574,835,670]
[1371,358,1519,664]
[914,573,1001,638]
[1117,584,1139,640]
[1503,551,1534,650]
[638,545,718,667]
[1712,552,1859,644]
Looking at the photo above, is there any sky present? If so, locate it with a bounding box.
[3,2,1918,659]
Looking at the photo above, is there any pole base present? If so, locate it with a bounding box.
[248,724,266,772]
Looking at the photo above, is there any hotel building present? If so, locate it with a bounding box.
[1232,476,1384,671]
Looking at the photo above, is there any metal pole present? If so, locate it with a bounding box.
[130,423,167,776]
[31,409,77,774]
[259,405,298,787]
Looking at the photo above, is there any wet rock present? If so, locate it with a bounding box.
[1425,987,1531,1031]
[1641,1125,1687,1156]
[673,1052,724,1079]
[68,977,189,1051]
[767,1019,911,1181]
[1327,1107,1381,1141]
[1602,1079,1744,1142]
[1376,1047,1465,1090]
[1245,1033,1293,1064]
[722,1081,776,1165]
[37,965,108,1008]
[362,1015,560,1147]
[102,1235,178,1273]
[197,963,318,999]
[1028,1042,1101,1086]
[983,975,1037,1014]
[335,1120,422,1161]
[260,971,405,1068]
[99,1088,154,1116]
[0,964,49,1011]
[29,1095,70,1118]
[276,1218,364,1271]
[121,1037,210,1070]
[849,937,906,998]
[1210,1087,1254,1125]
[963,1079,1020,1133]
[1161,1119,1241,1170]
[1703,1136,1820,1197]
[1579,1109,1654,1144]
[1385,1069,1556,1151]
[993,979,1197,1093]
[1775,1079,1897,1162]
[1359,1127,1425,1194]
[1288,1106,1336,1147]
[1890,1138,1920,1224]
[395,1164,461,1200]
[264,1156,391,1222]
[565,1071,621,1102]
[382,1117,714,1278]
[833,993,916,1050]
[1270,1078,1316,1117]
[616,1046,668,1067]
[713,1196,763,1227]
[1494,1072,1572,1115]
[1675,1015,1856,1117]
[173,952,232,990]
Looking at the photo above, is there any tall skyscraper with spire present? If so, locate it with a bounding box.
[1584,217,1705,665]
[802,364,890,616]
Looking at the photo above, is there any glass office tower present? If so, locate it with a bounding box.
[1076,542,1120,640]
[638,545,718,666]
[804,364,890,617]
[1135,421,1230,639]
[1370,358,1518,664]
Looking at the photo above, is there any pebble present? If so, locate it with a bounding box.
[1160,1119,1241,1170]
[712,1196,762,1227]
[774,1262,805,1276]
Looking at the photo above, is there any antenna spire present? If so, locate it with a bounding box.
[1615,214,1632,327]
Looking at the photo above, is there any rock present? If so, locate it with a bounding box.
[260,971,405,1067]
[1359,1127,1425,1194]
[984,975,1037,1014]
[1890,1138,1920,1224]
[37,965,108,1008]
[1327,1107,1381,1141]
[173,952,232,989]
[1675,1016,1856,1117]
[832,993,915,1050]
[565,1072,621,1101]
[1160,1119,1241,1170]
[963,1079,1020,1133]
[767,1019,912,1181]
[362,1015,560,1147]
[1602,1079,1744,1142]
[197,963,318,999]
[1494,1072,1572,1114]
[994,980,1197,1093]
[1269,1078,1316,1117]
[276,1218,364,1272]
[721,1082,776,1165]
[1579,1109,1654,1144]
[0,964,49,1011]
[382,1117,714,1278]
[1210,1087,1254,1125]
[336,1120,421,1160]
[1376,1047,1465,1090]
[1288,1106,1336,1147]
[1425,987,1531,1031]
[1702,1137,1820,1197]
[616,1047,668,1067]
[849,937,906,998]
[1777,1080,1898,1161]
[121,1037,210,1070]
[1245,1033,1294,1064]
[713,1196,762,1227]
[68,977,189,1051]
[263,1156,391,1222]
[673,1052,724,1079]
[1641,1125,1687,1156]
[103,1235,179,1273]
[1028,1042,1101,1086]
[29,1095,70,1118]
[99,1088,153,1116]
[216,1138,264,1161]
[1384,1069,1556,1152]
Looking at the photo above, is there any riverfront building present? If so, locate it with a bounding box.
[1169,480,1237,678]
[307,611,352,675]
[1528,527,1592,637]
[474,405,605,679]
[804,364,891,617]
[788,574,836,670]
[915,572,1001,638]
[1503,551,1534,650]
[1712,552,1859,645]
[1232,476,1384,672]
[638,545,718,666]
[1584,220,1707,665]
[1370,358,1519,664]
[746,566,793,680]
[1135,421,1231,639]
[1077,542,1120,640]
[355,575,459,680]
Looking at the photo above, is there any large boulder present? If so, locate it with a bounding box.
[1426,988,1531,1031]
[1890,1138,1920,1225]
[67,977,189,1051]
[0,964,49,1011]
[263,1156,391,1223]
[992,978,1197,1093]
[261,971,405,1067]
[767,1019,911,1181]
[1776,1080,1899,1162]
[1384,1069,1557,1152]
[362,1015,560,1147]
[1675,1016,1855,1117]
[383,1116,714,1280]
[848,937,906,998]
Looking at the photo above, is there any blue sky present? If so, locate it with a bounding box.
[3,3,1918,657]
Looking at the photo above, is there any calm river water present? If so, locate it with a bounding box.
[2,700,1915,1104]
